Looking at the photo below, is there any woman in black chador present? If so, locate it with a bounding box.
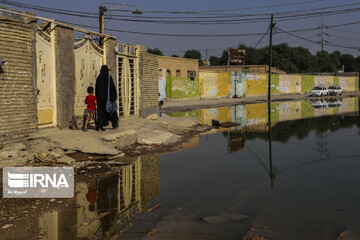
[95,65,119,131]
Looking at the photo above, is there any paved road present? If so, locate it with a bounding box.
[161,92,360,113]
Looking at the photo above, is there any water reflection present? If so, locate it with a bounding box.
[166,97,359,131]
[38,154,160,239]
[153,99,360,239]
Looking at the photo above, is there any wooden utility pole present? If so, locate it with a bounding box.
[268,15,274,188]
[268,14,274,102]
[99,1,106,46]
[321,19,325,52]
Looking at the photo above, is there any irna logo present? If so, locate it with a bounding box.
[7,172,69,188]
[3,167,74,198]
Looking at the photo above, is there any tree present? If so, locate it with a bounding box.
[184,49,203,65]
[184,49,202,60]
[171,54,179,57]
[209,56,221,66]
[147,48,163,56]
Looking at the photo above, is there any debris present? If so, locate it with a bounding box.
[108,152,125,160]
[212,119,240,128]
[146,113,158,120]
[2,224,13,229]
[34,154,64,166]
[336,230,360,240]
[147,203,162,212]
[146,228,158,236]
[201,213,248,224]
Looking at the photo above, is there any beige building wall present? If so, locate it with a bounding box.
[157,56,199,78]
[200,65,286,74]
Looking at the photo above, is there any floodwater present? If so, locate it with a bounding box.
[5,97,360,240]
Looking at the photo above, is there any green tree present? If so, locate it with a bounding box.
[184,49,203,65]
[147,48,163,56]
[209,55,221,66]
[184,49,202,59]
[339,54,355,72]
[171,54,179,57]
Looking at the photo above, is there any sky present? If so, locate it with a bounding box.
[0,0,359,58]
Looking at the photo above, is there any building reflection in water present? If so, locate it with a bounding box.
[202,98,359,189]
[38,154,160,239]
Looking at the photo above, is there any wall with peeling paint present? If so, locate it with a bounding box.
[197,70,359,99]
[168,77,200,99]
[199,71,231,98]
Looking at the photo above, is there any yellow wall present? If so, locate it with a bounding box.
[290,75,301,93]
[200,72,218,97]
[246,74,267,96]
[246,103,268,125]
[218,72,231,97]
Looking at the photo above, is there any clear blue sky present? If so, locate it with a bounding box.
[1,0,359,58]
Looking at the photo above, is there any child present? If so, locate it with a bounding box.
[83,86,97,131]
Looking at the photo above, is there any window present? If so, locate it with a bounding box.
[176,70,181,77]
[187,71,196,80]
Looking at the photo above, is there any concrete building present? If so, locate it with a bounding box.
[157,56,199,100]
[199,65,286,74]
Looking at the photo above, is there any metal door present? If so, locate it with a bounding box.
[36,27,55,126]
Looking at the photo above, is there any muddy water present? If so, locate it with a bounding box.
[2,98,360,240]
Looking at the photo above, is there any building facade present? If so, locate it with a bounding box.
[0,6,159,147]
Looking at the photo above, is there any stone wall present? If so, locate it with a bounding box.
[0,11,37,146]
[138,46,159,117]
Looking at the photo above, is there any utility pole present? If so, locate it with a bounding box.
[99,2,142,46]
[321,18,325,52]
[268,14,274,102]
[99,1,106,46]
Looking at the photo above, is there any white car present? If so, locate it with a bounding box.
[310,86,329,97]
[327,86,343,96]
[310,99,328,109]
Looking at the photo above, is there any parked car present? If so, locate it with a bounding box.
[327,86,343,96]
[310,99,328,109]
[310,86,329,97]
[328,99,342,108]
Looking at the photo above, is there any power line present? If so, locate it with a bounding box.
[326,33,359,42]
[1,0,360,25]
[112,2,360,18]
[275,26,359,50]
[113,0,326,14]
[254,27,270,48]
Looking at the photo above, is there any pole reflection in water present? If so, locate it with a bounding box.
[268,101,274,188]
[38,154,160,239]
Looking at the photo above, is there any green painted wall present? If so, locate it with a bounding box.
[270,74,280,94]
[301,75,315,93]
[166,75,172,98]
[270,102,279,122]
[170,77,200,99]
[301,101,314,119]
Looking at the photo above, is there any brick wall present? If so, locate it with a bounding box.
[138,46,159,117]
[0,12,37,146]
